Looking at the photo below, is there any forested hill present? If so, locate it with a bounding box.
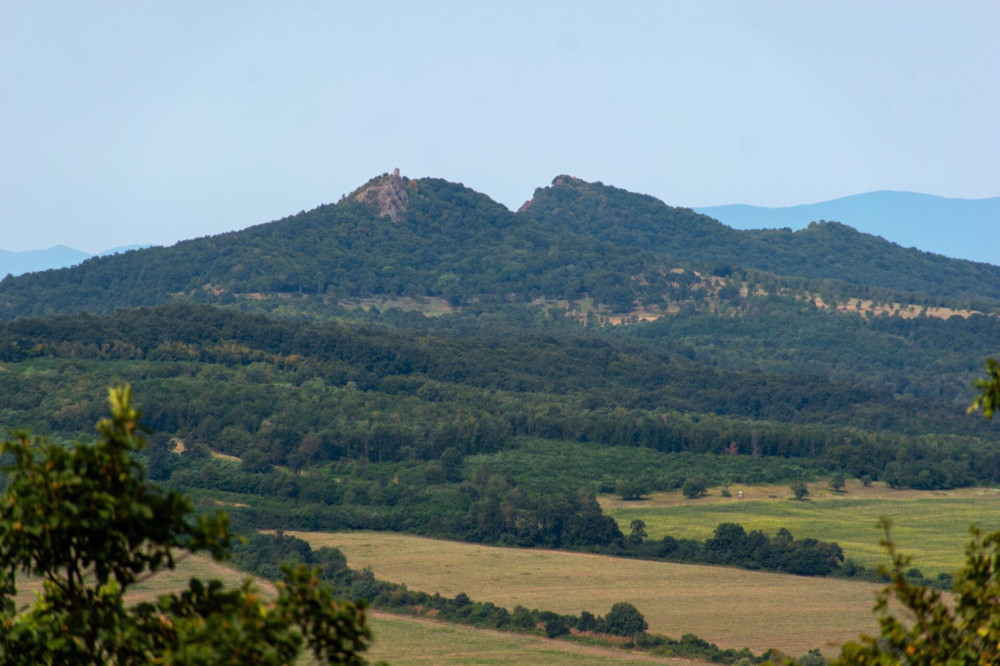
[521,177,1000,301]
[2,172,1000,320]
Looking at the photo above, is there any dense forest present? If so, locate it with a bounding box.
[1,172,998,580]
[3,173,1000,318]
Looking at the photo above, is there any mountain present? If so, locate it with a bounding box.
[693,191,1000,266]
[0,246,91,277]
[2,172,1000,320]
[2,170,1000,547]
[0,244,151,278]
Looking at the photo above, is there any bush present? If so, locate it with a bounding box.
[545,616,569,638]
[604,601,648,636]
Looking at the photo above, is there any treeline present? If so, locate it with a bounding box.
[167,444,855,584]
[173,448,624,551]
[2,304,998,491]
[627,295,1000,402]
[2,304,995,435]
[633,522,847,577]
[231,528,808,664]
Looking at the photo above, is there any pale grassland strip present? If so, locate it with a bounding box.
[367,611,709,665]
[286,530,884,658]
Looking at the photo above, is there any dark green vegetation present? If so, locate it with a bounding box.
[0,388,373,665]
[1,173,998,585]
[4,174,1000,317]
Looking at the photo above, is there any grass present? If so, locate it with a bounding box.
[602,479,1000,576]
[10,553,275,612]
[366,612,698,665]
[10,551,700,664]
[286,530,885,658]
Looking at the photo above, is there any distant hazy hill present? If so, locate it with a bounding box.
[0,245,150,277]
[0,246,92,277]
[694,191,1000,266]
[2,173,1000,319]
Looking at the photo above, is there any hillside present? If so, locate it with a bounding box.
[1,171,999,592]
[3,173,1000,320]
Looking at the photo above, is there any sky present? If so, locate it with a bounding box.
[1,1,998,254]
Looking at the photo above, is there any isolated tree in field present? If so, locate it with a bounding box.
[604,601,648,636]
[628,519,648,545]
[0,386,374,665]
[830,471,846,492]
[681,475,708,499]
[790,481,809,501]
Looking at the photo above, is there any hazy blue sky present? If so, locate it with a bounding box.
[2,1,997,253]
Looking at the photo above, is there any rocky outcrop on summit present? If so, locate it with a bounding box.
[349,168,410,222]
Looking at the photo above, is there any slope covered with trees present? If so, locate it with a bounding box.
[2,173,1000,320]
[1,171,999,603]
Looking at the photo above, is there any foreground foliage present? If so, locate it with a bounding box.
[0,387,374,665]
[834,522,1000,665]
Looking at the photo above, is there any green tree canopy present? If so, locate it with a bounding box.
[604,601,648,637]
[0,386,375,664]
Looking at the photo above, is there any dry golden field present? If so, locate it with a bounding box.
[287,530,885,658]
[10,553,705,664]
[367,612,705,665]
[9,553,276,611]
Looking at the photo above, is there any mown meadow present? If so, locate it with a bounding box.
[285,530,884,657]
[602,480,1000,576]
[366,613,697,665]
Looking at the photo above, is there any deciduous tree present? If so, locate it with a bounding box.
[0,386,375,665]
[604,601,648,637]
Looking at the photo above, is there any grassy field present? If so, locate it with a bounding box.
[9,552,276,611]
[10,553,701,665]
[367,612,700,665]
[287,530,885,658]
[601,480,1000,576]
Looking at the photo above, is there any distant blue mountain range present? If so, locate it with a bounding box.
[1,245,150,278]
[694,191,1000,267]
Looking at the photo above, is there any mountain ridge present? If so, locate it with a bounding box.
[0,244,151,278]
[2,174,999,320]
[694,191,1000,266]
